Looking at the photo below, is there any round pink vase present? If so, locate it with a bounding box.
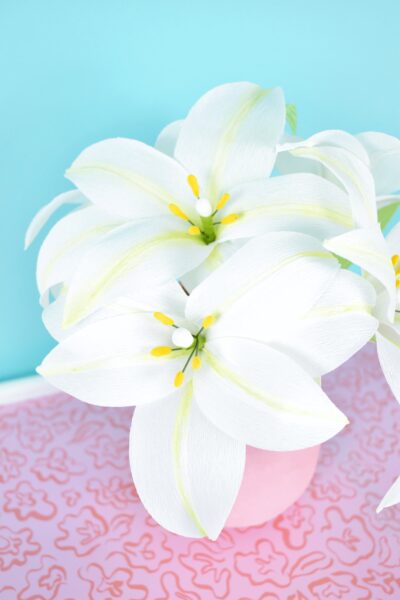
[225,444,320,528]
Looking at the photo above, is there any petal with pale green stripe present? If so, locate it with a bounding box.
[130,384,245,539]
[194,337,348,451]
[174,82,285,200]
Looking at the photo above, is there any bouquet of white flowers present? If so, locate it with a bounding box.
[26,82,400,538]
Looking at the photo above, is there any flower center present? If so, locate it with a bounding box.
[168,174,240,245]
[150,312,215,388]
[392,254,400,288]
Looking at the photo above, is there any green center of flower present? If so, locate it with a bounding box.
[168,174,240,245]
[150,312,215,388]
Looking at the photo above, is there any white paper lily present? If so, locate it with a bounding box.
[35,83,360,330]
[37,232,377,538]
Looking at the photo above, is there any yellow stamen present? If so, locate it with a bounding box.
[174,371,185,387]
[221,213,239,225]
[188,226,201,236]
[192,356,202,370]
[396,279,400,288]
[187,174,200,198]
[216,193,230,211]
[169,203,190,221]
[153,312,174,326]
[151,346,173,357]
[202,315,215,329]
[392,254,399,267]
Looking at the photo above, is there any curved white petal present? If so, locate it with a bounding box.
[357,131,400,195]
[278,132,376,227]
[218,173,353,243]
[37,206,122,295]
[324,225,396,321]
[66,138,195,220]
[266,269,378,376]
[385,220,400,253]
[187,232,339,341]
[155,120,183,156]
[174,83,285,200]
[377,475,400,513]
[25,190,86,249]
[63,216,212,328]
[37,312,186,406]
[376,323,400,404]
[130,384,245,539]
[194,337,348,451]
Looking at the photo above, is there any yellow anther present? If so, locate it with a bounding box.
[216,193,230,211]
[396,279,400,288]
[221,213,239,225]
[392,254,399,267]
[187,174,200,198]
[202,315,215,329]
[192,356,202,370]
[150,346,173,357]
[188,225,201,236]
[153,312,175,326]
[174,371,185,387]
[169,203,190,221]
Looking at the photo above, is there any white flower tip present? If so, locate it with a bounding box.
[172,327,194,348]
[195,198,213,218]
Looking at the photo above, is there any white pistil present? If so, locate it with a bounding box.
[195,198,213,217]
[172,327,194,349]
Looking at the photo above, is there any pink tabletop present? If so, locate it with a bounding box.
[0,344,399,599]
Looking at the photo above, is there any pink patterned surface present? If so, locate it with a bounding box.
[1,344,400,599]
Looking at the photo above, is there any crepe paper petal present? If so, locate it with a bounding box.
[25,190,86,249]
[376,324,400,405]
[194,337,348,451]
[325,225,396,321]
[37,312,187,406]
[63,216,212,328]
[357,131,400,195]
[66,137,195,221]
[186,231,339,342]
[377,475,400,513]
[130,384,245,539]
[155,119,183,156]
[266,269,378,377]
[174,82,285,200]
[37,206,122,295]
[278,131,376,227]
[218,173,353,244]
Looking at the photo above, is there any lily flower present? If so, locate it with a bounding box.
[28,83,356,333]
[37,232,377,538]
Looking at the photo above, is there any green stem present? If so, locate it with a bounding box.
[200,216,216,244]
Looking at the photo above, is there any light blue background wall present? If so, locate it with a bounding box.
[1,0,399,380]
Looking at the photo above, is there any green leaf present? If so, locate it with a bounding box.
[286,103,297,136]
[378,201,400,231]
[334,254,352,270]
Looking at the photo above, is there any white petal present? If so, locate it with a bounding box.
[63,216,211,327]
[25,190,86,249]
[218,173,353,243]
[174,83,285,199]
[357,131,400,195]
[195,337,348,451]
[278,132,376,227]
[66,138,195,220]
[324,225,396,320]
[130,385,245,539]
[155,120,183,156]
[37,313,186,406]
[186,232,339,341]
[266,269,378,376]
[377,475,400,513]
[376,324,400,404]
[37,206,122,295]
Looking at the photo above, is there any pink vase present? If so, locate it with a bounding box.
[225,444,320,528]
